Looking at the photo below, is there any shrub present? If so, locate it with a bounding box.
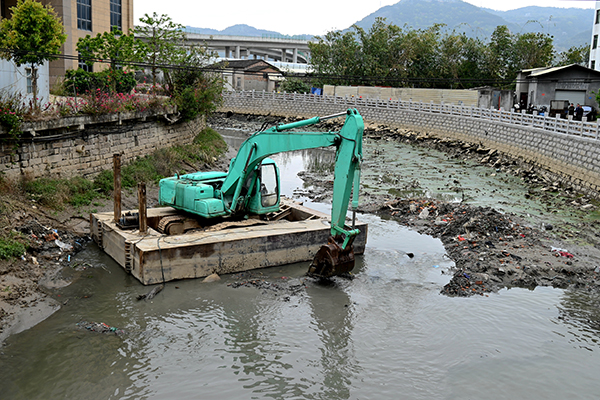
[64,68,136,95]
[0,91,25,138]
[94,169,114,194]
[280,77,311,94]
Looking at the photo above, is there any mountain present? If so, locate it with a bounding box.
[353,0,517,37]
[351,0,593,51]
[185,24,313,40]
[484,6,594,50]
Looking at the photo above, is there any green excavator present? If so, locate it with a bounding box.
[158,108,364,278]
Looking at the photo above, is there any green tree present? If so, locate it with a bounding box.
[485,25,514,82]
[308,29,362,86]
[0,0,66,107]
[556,44,590,67]
[135,13,190,88]
[280,77,311,93]
[76,29,140,71]
[512,32,554,72]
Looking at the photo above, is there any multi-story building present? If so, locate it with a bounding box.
[1,0,134,88]
[590,1,600,70]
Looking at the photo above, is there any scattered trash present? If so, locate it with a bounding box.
[432,265,440,268]
[458,235,466,241]
[45,232,58,241]
[55,239,73,251]
[551,247,574,258]
[76,321,125,335]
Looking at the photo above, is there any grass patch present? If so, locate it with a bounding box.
[21,176,101,210]
[94,126,227,192]
[0,231,28,259]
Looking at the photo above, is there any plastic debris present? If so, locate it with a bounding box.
[55,239,73,251]
[76,321,125,335]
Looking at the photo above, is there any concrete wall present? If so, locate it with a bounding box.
[323,85,479,107]
[220,92,600,199]
[0,111,203,180]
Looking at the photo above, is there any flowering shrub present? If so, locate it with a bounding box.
[0,107,22,138]
[0,91,27,138]
[49,90,170,117]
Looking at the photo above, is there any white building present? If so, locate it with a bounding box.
[0,60,50,104]
[590,1,600,70]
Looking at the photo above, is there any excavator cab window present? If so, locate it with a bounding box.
[260,163,278,207]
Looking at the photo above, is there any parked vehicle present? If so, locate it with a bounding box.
[549,100,569,118]
[583,106,597,121]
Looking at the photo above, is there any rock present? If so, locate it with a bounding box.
[203,273,221,283]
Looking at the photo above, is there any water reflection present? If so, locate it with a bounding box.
[556,289,600,351]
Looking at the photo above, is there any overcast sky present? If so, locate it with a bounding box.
[134,0,596,36]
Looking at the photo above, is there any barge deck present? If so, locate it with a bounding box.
[90,199,367,285]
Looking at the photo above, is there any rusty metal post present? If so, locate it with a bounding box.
[113,154,121,223]
[138,182,147,233]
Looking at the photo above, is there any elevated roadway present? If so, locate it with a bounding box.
[183,33,311,63]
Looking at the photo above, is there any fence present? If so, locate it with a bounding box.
[223,90,600,140]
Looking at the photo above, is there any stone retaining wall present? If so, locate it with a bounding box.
[220,92,600,198]
[0,111,203,180]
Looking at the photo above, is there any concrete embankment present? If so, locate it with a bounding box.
[220,92,600,200]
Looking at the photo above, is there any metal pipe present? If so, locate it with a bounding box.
[113,154,121,223]
[273,111,348,132]
[138,182,147,233]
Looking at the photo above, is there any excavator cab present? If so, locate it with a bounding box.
[246,159,280,214]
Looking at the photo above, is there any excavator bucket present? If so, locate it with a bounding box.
[308,236,355,278]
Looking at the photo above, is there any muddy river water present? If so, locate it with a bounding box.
[1,129,600,399]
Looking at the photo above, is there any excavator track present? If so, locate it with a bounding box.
[157,215,186,235]
[158,215,203,235]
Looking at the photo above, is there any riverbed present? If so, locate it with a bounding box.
[1,127,600,399]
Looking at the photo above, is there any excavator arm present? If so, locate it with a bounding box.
[220,109,364,277]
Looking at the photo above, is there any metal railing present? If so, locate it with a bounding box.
[224,90,600,140]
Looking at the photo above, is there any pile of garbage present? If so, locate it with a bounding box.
[378,198,600,296]
[76,321,125,335]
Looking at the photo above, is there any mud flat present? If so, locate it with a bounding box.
[367,198,600,296]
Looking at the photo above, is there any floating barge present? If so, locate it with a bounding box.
[90,199,367,285]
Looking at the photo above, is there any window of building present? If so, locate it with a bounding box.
[78,52,93,72]
[596,9,600,24]
[110,0,122,31]
[77,0,92,31]
[594,35,599,50]
[592,60,596,70]
[25,68,33,94]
